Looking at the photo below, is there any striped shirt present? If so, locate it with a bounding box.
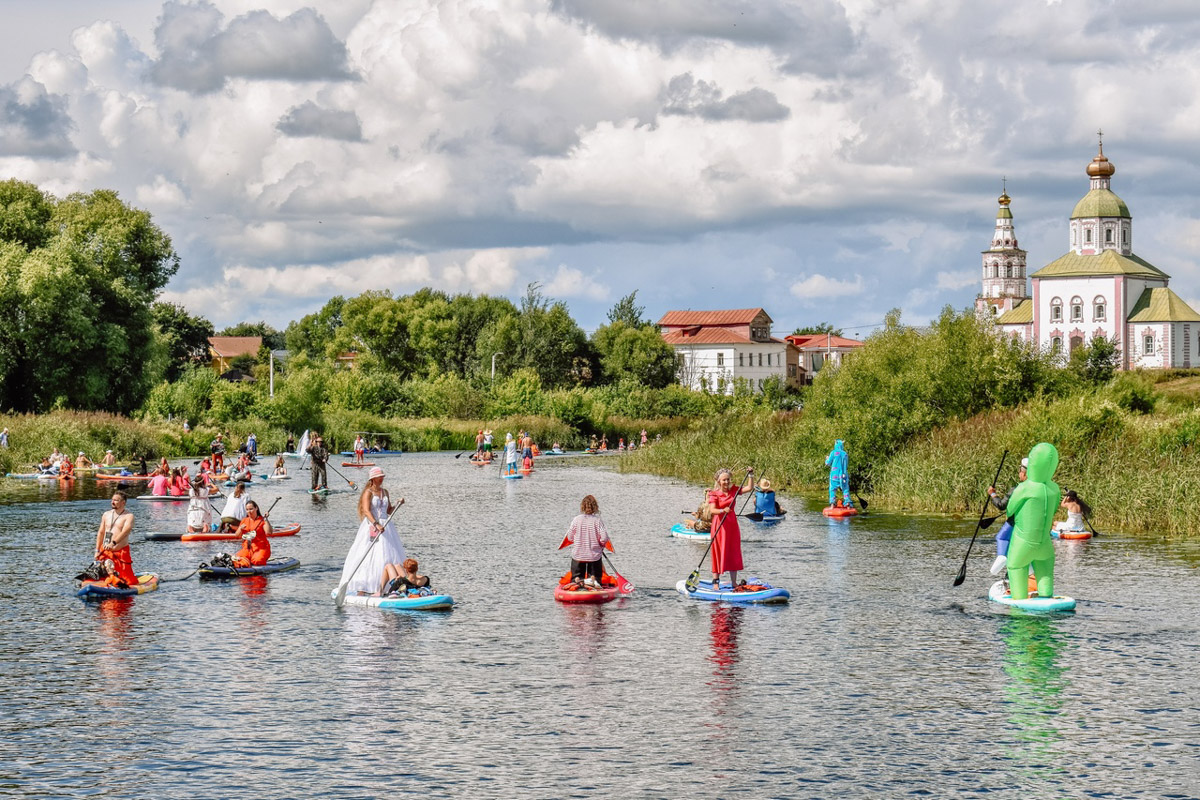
[567,513,610,561]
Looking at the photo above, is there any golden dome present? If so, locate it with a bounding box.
[1087,144,1115,178]
[998,192,1011,206]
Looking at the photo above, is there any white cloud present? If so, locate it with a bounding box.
[543,264,609,301]
[935,270,978,291]
[790,273,864,301]
[135,174,187,209]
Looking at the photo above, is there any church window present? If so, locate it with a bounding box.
[1144,335,1154,356]
[1070,297,1083,322]
[1006,262,1013,278]
[1085,229,1092,244]
[1123,228,1128,245]
[1093,297,1106,321]
[1050,298,1063,323]
[1051,336,1062,352]
[1105,228,1113,243]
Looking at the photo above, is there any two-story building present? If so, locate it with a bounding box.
[658,308,799,393]
[784,333,864,383]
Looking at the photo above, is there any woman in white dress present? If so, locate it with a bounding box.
[338,466,406,595]
[186,475,213,532]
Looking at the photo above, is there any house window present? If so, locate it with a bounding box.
[717,353,724,367]
[757,353,762,367]
[738,352,744,367]
[1070,297,1083,322]
[1093,297,1106,321]
[1144,335,1154,355]
[767,353,772,366]
[1050,298,1063,322]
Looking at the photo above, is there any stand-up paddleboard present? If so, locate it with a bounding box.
[1055,529,1092,540]
[822,505,859,518]
[308,487,350,495]
[334,590,455,611]
[77,573,159,599]
[751,512,787,525]
[137,494,188,502]
[987,580,1076,612]
[94,473,152,481]
[670,523,710,540]
[199,557,300,579]
[502,472,523,480]
[675,578,790,604]
[340,462,375,468]
[554,583,618,604]
[179,523,300,542]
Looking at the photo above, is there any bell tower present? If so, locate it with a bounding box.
[976,180,1029,318]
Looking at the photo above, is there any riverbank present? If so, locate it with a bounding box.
[622,378,1200,536]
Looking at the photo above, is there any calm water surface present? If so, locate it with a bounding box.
[2,454,1199,798]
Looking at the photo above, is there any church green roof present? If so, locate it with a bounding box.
[1031,250,1169,279]
[1071,188,1130,219]
[1127,287,1200,323]
[996,299,1032,324]
[997,208,1012,220]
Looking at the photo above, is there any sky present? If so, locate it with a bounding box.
[2,0,1200,338]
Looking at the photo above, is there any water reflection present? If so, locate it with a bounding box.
[1000,615,1070,758]
[707,605,742,693]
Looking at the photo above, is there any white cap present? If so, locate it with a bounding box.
[79,451,85,456]
[1020,457,1028,468]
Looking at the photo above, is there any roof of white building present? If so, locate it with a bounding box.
[662,328,786,346]
[658,308,769,327]
[1127,288,1200,323]
[1031,250,1169,280]
[996,299,1033,325]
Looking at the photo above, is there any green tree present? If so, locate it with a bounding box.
[0,184,179,412]
[792,322,843,336]
[606,290,647,327]
[152,302,214,381]
[219,321,284,351]
[1069,335,1120,384]
[511,283,592,388]
[591,321,677,388]
[285,295,345,356]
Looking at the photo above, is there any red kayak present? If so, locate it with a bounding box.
[179,523,301,542]
[341,462,375,468]
[554,573,619,604]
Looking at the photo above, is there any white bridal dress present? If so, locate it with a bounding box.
[338,492,406,595]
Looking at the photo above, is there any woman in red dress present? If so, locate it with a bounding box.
[707,467,753,589]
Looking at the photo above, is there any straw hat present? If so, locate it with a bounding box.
[368,466,385,480]
[758,478,772,491]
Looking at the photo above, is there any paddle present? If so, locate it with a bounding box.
[953,450,1008,587]
[333,505,400,607]
[1083,513,1101,537]
[602,552,634,595]
[326,461,358,490]
[685,467,755,592]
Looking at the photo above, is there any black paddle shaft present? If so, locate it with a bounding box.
[953,450,1008,587]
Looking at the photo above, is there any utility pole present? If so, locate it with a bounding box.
[491,351,504,383]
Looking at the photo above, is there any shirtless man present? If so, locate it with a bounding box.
[520,432,534,468]
[93,491,137,587]
[75,451,94,469]
[101,450,117,466]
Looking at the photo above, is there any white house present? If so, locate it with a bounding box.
[658,308,797,393]
[785,333,864,383]
[984,140,1200,368]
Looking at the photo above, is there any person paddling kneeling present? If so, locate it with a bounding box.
[231,500,272,567]
[564,494,610,588]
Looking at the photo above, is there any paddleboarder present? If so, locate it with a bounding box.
[219,480,250,532]
[92,491,137,587]
[825,440,852,509]
[307,434,330,491]
[708,467,753,589]
[1004,443,1062,600]
[187,475,213,533]
[563,494,610,588]
[231,499,273,567]
[339,466,406,596]
[986,457,1027,575]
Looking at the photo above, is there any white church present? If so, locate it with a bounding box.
[976,140,1200,369]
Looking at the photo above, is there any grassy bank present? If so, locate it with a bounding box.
[0,410,690,475]
[622,382,1200,536]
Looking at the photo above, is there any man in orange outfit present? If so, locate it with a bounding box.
[93,491,137,587]
[232,499,273,567]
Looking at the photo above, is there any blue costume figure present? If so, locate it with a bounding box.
[754,478,781,516]
[824,440,852,507]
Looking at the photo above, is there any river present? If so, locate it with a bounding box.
[1,453,1198,798]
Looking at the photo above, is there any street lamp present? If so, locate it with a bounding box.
[491,351,504,383]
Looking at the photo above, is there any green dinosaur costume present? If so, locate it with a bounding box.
[1005,442,1061,600]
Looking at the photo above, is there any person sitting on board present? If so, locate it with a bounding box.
[219,481,250,532]
[684,502,713,532]
[231,500,273,567]
[92,491,137,587]
[380,558,432,596]
[134,453,149,477]
[75,451,93,469]
[564,494,610,589]
[503,433,519,476]
[618,437,625,451]
[1004,443,1062,600]
[101,450,116,466]
[589,435,598,451]
[551,441,562,453]
[824,440,853,509]
[187,475,214,532]
[59,458,75,479]
[169,467,189,496]
[49,447,64,466]
[148,470,170,496]
[754,478,783,516]
[599,435,608,451]
[341,466,406,596]
[709,468,752,588]
[986,458,1027,575]
[1052,489,1092,535]
[272,455,287,477]
[354,434,366,464]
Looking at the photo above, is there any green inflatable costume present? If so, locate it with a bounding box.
[1005,442,1061,600]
